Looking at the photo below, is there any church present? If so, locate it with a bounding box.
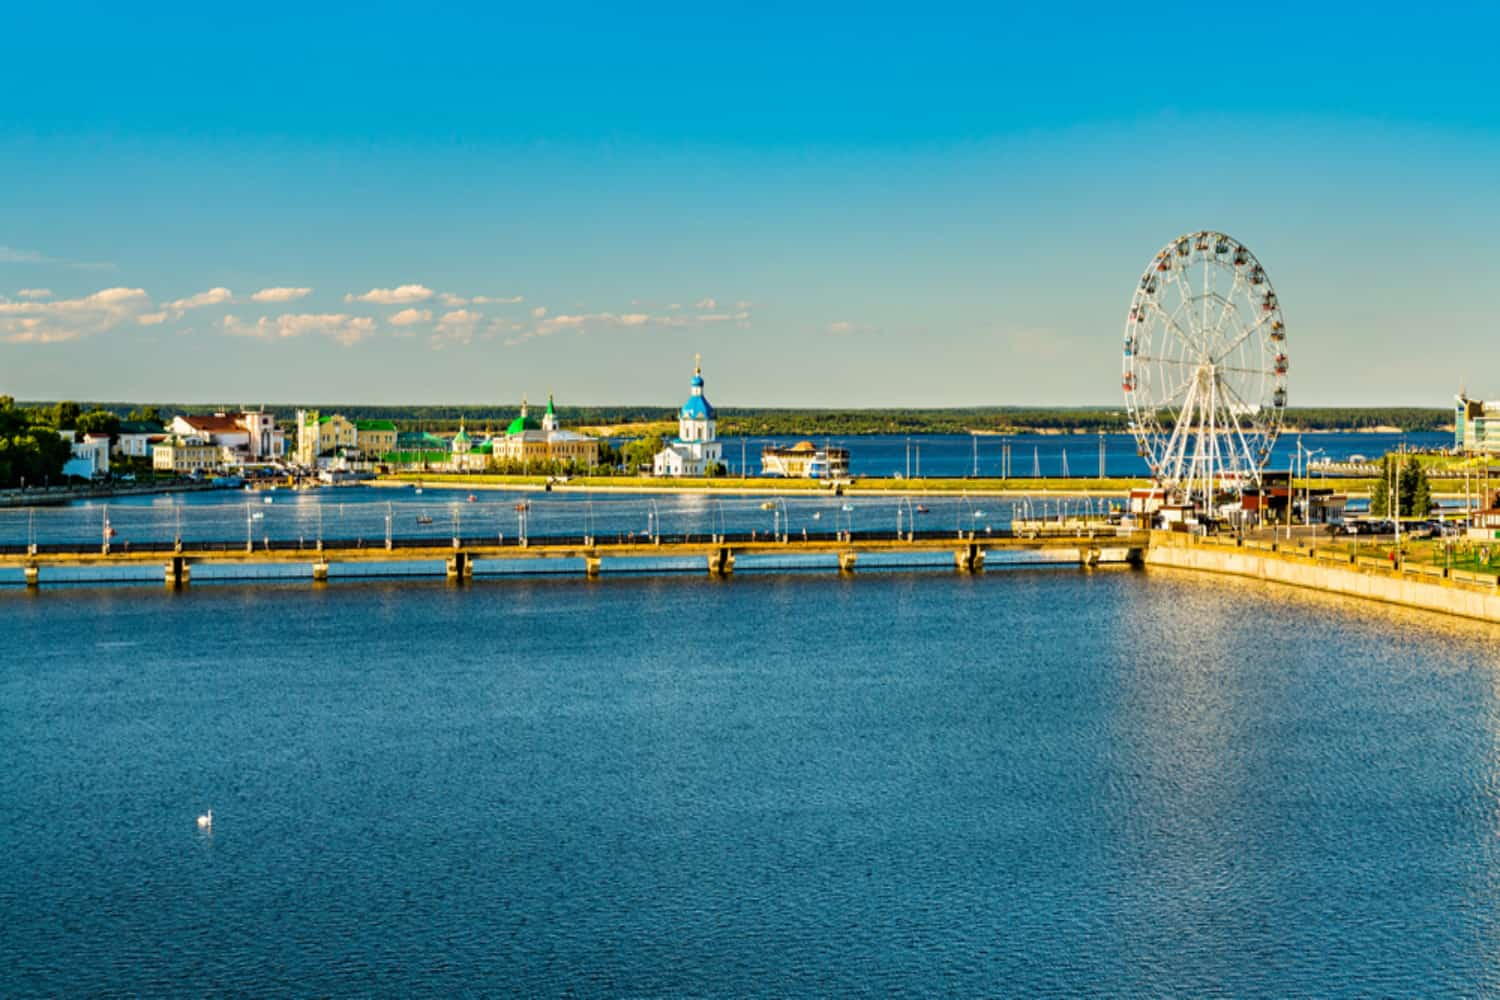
[654,357,724,477]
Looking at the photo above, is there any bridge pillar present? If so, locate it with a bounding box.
[584,554,602,578]
[164,557,190,588]
[23,565,39,587]
[446,552,472,582]
[707,547,734,577]
[955,543,984,574]
[838,551,858,574]
[312,561,330,582]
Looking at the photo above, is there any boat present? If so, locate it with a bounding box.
[973,509,986,518]
[467,494,477,503]
[915,505,930,514]
[812,511,822,520]
[251,512,264,520]
[841,503,855,512]
[414,487,423,495]
[513,501,530,512]
[416,514,433,525]
[760,501,776,510]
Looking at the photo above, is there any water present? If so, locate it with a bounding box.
[721,430,1450,478]
[0,488,1106,560]
[4,569,1500,995]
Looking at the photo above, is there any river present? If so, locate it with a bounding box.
[3,567,1499,995]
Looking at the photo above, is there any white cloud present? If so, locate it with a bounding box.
[17,288,51,299]
[251,286,312,303]
[439,293,468,307]
[389,308,432,326]
[167,287,235,311]
[223,312,376,347]
[0,287,150,343]
[138,311,170,325]
[827,320,875,336]
[501,298,755,348]
[345,284,433,305]
[0,246,113,270]
[431,309,483,349]
[471,295,523,305]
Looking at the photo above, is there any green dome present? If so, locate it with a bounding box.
[506,415,540,434]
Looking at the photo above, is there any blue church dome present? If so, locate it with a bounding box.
[681,395,715,420]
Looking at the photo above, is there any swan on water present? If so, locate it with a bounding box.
[196,808,213,829]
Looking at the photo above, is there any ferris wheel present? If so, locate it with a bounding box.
[1122,231,1288,502]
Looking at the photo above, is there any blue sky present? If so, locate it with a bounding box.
[2,2,1497,408]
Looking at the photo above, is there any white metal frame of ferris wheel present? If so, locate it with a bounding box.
[1123,230,1287,508]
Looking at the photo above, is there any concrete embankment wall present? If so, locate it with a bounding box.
[1145,533,1500,624]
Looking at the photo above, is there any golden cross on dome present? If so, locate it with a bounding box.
[694,353,702,375]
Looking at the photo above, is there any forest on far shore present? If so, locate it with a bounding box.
[14,402,1453,437]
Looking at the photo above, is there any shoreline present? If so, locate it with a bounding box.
[1145,531,1500,625]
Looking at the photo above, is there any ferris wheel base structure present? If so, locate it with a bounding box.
[1122,230,1288,508]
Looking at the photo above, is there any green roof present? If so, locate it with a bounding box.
[545,395,555,416]
[507,415,540,434]
[355,419,396,432]
[474,442,493,454]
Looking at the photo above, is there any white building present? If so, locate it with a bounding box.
[169,409,284,465]
[115,420,164,458]
[60,430,110,479]
[654,357,723,477]
[1456,393,1500,454]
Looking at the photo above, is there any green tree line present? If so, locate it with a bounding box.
[12,401,1452,436]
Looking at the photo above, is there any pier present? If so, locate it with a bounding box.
[0,527,1148,587]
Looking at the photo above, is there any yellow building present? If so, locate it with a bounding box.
[296,411,393,464]
[355,419,397,457]
[490,396,599,467]
[153,436,222,474]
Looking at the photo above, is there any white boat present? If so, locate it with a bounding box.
[263,495,274,504]
[841,503,855,512]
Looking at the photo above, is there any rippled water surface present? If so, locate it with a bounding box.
[4,569,1500,996]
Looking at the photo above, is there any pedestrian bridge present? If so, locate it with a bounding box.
[0,526,1149,587]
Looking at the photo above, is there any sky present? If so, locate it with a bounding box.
[2,2,1497,409]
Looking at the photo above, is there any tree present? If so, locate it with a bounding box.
[75,409,121,442]
[52,401,82,429]
[1370,455,1394,516]
[621,434,666,472]
[127,405,163,424]
[1400,455,1432,517]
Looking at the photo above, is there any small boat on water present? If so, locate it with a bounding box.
[414,487,423,495]
[915,505,930,514]
[812,511,822,520]
[251,512,264,520]
[760,501,776,510]
[513,501,530,512]
[973,509,986,518]
[841,503,855,512]
[416,514,433,525]
[263,495,273,504]
[467,494,477,503]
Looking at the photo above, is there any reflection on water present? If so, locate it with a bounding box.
[2,570,1499,995]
